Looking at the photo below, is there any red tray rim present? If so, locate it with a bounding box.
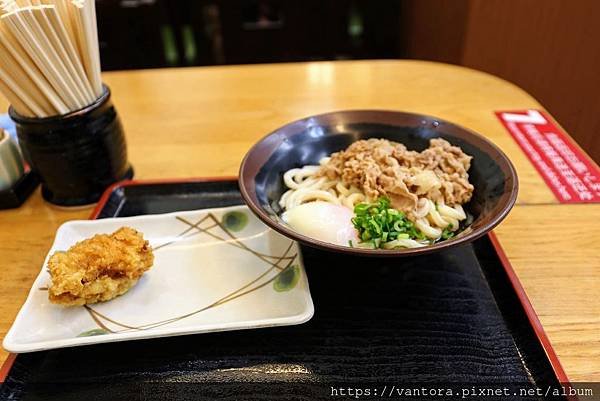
[1,176,572,392]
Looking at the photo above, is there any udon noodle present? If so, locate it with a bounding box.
[279,138,474,249]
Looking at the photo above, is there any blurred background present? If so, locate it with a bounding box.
[95,0,600,162]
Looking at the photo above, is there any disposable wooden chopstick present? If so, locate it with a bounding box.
[53,0,97,100]
[0,38,53,114]
[0,78,35,117]
[0,20,64,114]
[1,11,70,113]
[70,0,101,97]
[0,76,36,117]
[68,1,91,90]
[0,25,53,112]
[1,1,18,13]
[83,0,101,97]
[0,0,104,117]
[17,6,81,109]
[44,3,94,102]
[54,0,77,49]
[0,35,57,115]
[31,5,87,107]
[0,65,45,116]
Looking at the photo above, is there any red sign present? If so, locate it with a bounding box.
[496,110,600,203]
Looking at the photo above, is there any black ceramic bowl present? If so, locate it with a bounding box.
[239,110,518,256]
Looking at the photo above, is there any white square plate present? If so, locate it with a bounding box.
[3,205,314,352]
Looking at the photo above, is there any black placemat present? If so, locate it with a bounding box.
[0,179,565,400]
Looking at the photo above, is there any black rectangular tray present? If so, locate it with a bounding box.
[0,178,569,400]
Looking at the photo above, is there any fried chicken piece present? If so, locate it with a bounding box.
[48,227,154,306]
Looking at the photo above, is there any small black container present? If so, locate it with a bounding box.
[9,85,133,206]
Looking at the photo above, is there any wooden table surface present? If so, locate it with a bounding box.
[0,60,598,382]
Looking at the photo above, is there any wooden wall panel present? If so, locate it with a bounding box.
[399,0,469,64]
[400,0,600,163]
[461,0,600,163]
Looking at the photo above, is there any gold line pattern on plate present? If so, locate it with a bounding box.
[71,210,300,337]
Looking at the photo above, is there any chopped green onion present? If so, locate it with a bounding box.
[441,225,455,240]
[351,197,428,249]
